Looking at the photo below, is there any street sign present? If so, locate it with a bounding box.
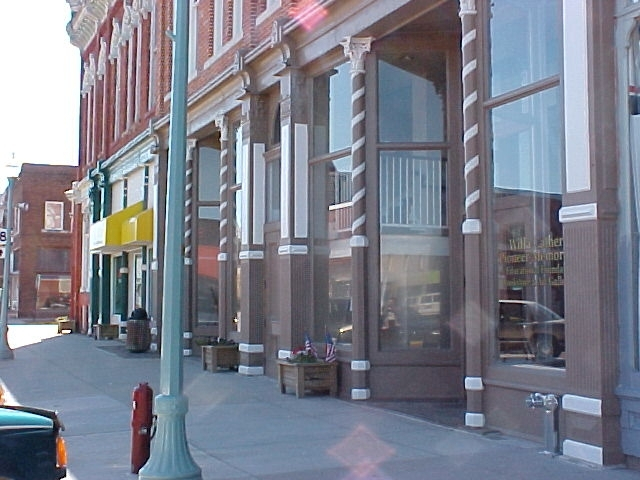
[0,229,7,246]
[0,247,5,259]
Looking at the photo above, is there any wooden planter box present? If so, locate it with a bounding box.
[202,345,239,372]
[277,360,338,398]
[95,324,119,340]
[56,318,76,334]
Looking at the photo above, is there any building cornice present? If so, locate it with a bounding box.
[66,0,152,52]
[66,0,112,51]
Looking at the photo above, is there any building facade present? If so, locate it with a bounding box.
[65,0,161,336]
[0,164,77,320]
[65,0,640,468]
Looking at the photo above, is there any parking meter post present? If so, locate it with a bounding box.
[526,393,560,454]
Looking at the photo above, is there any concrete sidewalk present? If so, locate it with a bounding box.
[0,326,636,480]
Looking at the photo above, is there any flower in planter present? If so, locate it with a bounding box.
[287,334,319,363]
[211,337,236,346]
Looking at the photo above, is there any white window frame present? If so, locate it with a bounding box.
[44,201,64,231]
[257,0,280,24]
[188,0,198,79]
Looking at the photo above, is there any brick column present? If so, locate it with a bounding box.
[459,0,485,428]
[341,36,373,401]
[237,94,267,376]
[277,67,312,358]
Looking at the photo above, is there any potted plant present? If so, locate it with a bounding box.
[202,337,239,372]
[278,335,337,398]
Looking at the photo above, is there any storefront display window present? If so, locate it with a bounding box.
[379,150,449,350]
[36,274,70,311]
[311,63,353,344]
[377,50,450,351]
[628,21,640,369]
[195,145,221,326]
[231,124,242,331]
[489,0,565,367]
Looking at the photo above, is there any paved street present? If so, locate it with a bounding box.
[0,325,637,480]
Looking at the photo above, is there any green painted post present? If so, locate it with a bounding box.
[138,1,201,478]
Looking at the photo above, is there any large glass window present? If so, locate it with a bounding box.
[489,0,565,367]
[628,22,640,369]
[36,274,70,311]
[378,51,446,143]
[231,124,243,332]
[377,50,451,352]
[313,62,352,155]
[196,145,221,326]
[311,63,353,344]
[489,0,560,97]
[379,151,449,350]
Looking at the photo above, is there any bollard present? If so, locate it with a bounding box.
[526,392,560,454]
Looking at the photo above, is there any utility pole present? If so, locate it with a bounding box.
[138,1,201,478]
[0,175,14,360]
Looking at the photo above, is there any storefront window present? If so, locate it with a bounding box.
[36,274,70,311]
[377,46,450,352]
[311,157,352,343]
[231,124,242,332]
[489,0,560,98]
[378,51,445,143]
[489,0,565,367]
[196,145,221,326]
[628,22,640,369]
[313,62,351,155]
[311,63,353,344]
[379,150,449,350]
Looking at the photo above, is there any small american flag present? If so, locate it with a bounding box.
[305,334,318,358]
[325,332,336,363]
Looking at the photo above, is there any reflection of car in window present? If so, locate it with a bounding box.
[498,300,565,362]
[406,293,441,316]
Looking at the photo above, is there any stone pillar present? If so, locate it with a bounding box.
[237,94,268,376]
[215,114,231,340]
[183,139,197,356]
[459,0,485,428]
[341,36,372,401]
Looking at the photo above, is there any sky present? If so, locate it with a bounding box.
[0,2,80,189]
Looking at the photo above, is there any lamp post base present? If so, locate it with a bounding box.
[138,394,201,480]
[0,327,13,360]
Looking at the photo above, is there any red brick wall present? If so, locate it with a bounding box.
[11,165,78,319]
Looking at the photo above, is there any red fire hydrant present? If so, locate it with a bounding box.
[131,382,154,473]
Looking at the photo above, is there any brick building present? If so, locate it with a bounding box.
[64,0,640,469]
[0,164,77,320]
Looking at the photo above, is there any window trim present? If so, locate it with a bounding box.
[44,201,65,232]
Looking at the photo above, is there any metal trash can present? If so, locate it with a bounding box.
[126,308,151,353]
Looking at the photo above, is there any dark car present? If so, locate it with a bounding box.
[0,405,67,480]
[498,299,565,361]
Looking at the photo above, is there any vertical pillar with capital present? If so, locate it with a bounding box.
[341,35,373,401]
[183,138,197,356]
[237,94,268,375]
[459,0,485,428]
[215,114,230,341]
[277,66,313,356]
